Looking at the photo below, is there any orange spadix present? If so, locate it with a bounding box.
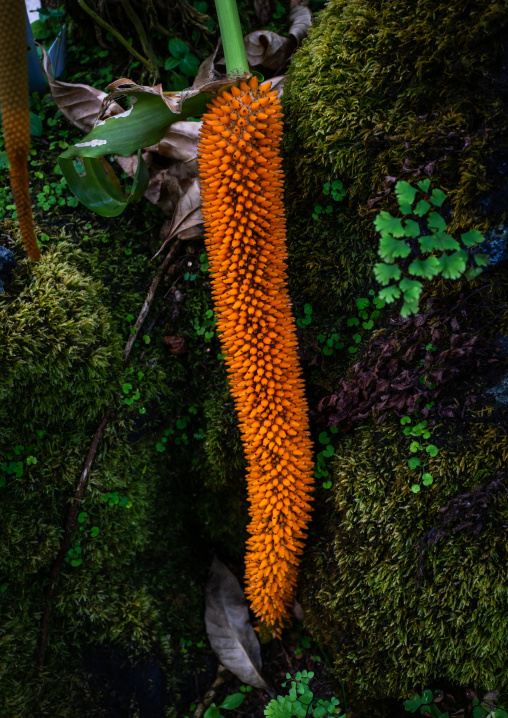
[197,76,314,634]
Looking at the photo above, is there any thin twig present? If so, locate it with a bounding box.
[38,408,111,667]
[119,0,159,80]
[37,238,183,667]
[193,665,228,718]
[123,239,182,366]
[77,0,154,70]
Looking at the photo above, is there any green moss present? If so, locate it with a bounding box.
[282,0,508,308]
[300,419,508,713]
[0,223,208,715]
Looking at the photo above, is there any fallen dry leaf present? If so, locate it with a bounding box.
[243,30,293,72]
[154,178,203,255]
[205,557,267,689]
[150,120,201,165]
[214,0,311,75]
[288,0,312,46]
[40,46,123,132]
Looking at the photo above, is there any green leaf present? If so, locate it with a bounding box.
[411,484,420,493]
[363,319,374,330]
[304,303,313,315]
[395,181,418,210]
[421,690,434,704]
[427,211,447,233]
[410,441,421,453]
[347,317,360,326]
[30,113,43,137]
[434,232,460,251]
[179,53,200,76]
[429,188,447,207]
[422,473,433,486]
[461,229,484,247]
[90,526,100,537]
[474,254,490,267]
[465,266,483,281]
[400,277,423,303]
[374,262,402,286]
[378,285,401,303]
[61,88,211,161]
[419,235,443,253]
[379,235,411,261]
[122,383,133,394]
[374,211,405,237]
[414,200,431,217]
[220,694,245,710]
[437,250,467,279]
[403,219,421,238]
[408,457,421,469]
[409,256,441,279]
[318,432,330,445]
[59,150,149,217]
[417,179,431,193]
[204,704,221,718]
[164,56,180,71]
[356,298,369,310]
[401,416,411,425]
[426,444,439,457]
[168,37,189,58]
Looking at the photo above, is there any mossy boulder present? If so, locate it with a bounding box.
[300,419,508,713]
[281,0,508,709]
[282,0,508,310]
[0,238,207,715]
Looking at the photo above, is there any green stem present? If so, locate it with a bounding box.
[77,0,154,72]
[213,0,249,75]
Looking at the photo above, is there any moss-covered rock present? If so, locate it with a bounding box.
[283,0,508,309]
[300,419,508,713]
[0,230,209,715]
[281,0,508,710]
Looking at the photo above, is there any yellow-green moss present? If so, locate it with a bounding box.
[300,419,508,713]
[0,232,206,715]
[282,0,508,308]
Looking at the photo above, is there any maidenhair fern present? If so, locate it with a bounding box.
[265,671,345,718]
[373,179,489,316]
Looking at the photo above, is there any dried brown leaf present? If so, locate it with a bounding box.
[288,0,312,45]
[100,74,251,120]
[205,558,267,689]
[152,120,201,164]
[40,47,123,132]
[244,30,293,71]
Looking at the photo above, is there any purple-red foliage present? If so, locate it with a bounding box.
[318,297,501,431]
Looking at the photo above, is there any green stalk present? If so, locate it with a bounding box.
[213,0,249,75]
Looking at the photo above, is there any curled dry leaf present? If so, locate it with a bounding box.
[288,0,313,46]
[40,46,123,133]
[154,178,203,255]
[150,120,202,165]
[205,557,267,690]
[206,0,311,78]
[99,74,250,121]
[244,31,294,72]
